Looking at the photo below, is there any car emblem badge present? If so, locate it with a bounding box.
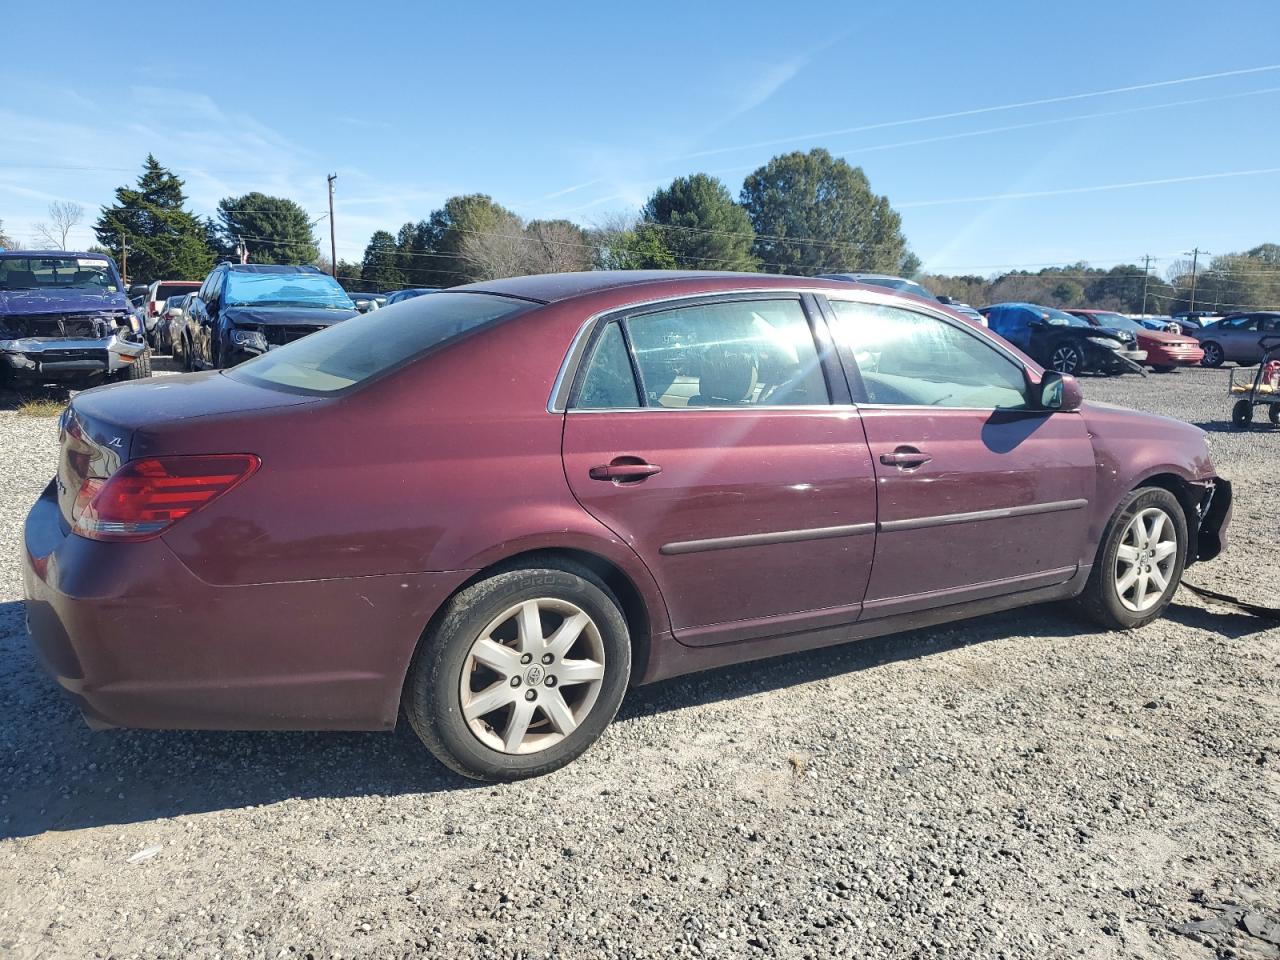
[525,665,544,686]
[107,437,123,449]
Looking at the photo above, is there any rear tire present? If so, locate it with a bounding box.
[403,563,631,781]
[1076,487,1187,630]
[1152,365,1176,374]
[1232,399,1254,429]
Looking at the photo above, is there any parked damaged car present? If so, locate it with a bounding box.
[1067,309,1204,372]
[0,252,151,389]
[184,263,358,369]
[980,302,1146,375]
[23,272,1231,782]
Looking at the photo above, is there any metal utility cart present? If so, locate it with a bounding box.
[1228,334,1280,428]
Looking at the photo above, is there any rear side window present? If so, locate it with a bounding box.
[227,292,530,394]
[575,322,640,409]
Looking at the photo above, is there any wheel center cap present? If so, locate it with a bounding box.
[525,665,544,686]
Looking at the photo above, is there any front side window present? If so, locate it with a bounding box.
[828,300,1029,409]
[618,299,829,408]
[228,291,530,394]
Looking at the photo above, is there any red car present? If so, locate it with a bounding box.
[24,272,1232,781]
[1067,309,1204,371]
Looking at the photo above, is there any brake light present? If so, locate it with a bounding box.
[71,455,260,541]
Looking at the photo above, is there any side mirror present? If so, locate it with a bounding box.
[1038,371,1082,412]
[1027,317,1047,329]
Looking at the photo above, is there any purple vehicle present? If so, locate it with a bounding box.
[23,272,1231,781]
[0,251,151,388]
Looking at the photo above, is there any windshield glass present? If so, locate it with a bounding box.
[224,271,355,309]
[1086,312,1142,332]
[1042,306,1091,327]
[227,292,531,394]
[0,256,120,293]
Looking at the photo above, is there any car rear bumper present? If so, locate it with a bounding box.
[22,480,467,731]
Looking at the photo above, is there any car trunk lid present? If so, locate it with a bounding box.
[55,371,321,526]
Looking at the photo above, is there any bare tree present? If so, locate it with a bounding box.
[458,210,532,281]
[523,219,592,274]
[32,200,85,249]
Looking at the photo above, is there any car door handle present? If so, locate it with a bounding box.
[589,459,662,482]
[879,447,932,469]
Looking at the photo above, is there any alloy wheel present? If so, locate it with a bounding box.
[1114,507,1178,613]
[1201,343,1223,367]
[459,598,606,755]
[1050,345,1081,374]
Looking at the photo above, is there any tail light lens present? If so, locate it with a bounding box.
[72,455,260,541]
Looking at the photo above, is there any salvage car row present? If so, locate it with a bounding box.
[0,249,1264,394]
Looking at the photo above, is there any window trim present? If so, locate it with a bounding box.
[818,292,1042,412]
[554,290,849,413]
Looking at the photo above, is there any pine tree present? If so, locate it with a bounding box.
[93,155,215,281]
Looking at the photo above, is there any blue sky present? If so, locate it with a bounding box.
[2,0,1279,277]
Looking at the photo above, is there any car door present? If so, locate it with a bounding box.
[560,293,878,647]
[821,294,1096,618]
[1215,316,1261,363]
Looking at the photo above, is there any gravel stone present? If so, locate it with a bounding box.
[0,364,1277,960]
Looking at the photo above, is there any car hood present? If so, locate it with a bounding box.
[0,288,130,316]
[223,304,358,327]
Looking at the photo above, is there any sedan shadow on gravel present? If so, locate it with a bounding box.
[2,591,1269,841]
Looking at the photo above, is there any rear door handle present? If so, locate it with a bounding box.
[879,447,932,469]
[589,459,662,482]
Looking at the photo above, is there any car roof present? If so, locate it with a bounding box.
[224,263,323,274]
[460,270,880,305]
[1,250,112,259]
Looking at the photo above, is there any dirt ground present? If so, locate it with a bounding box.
[0,363,1276,960]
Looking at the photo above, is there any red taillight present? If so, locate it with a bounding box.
[72,455,260,541]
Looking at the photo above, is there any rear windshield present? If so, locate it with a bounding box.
[226,291,532,394]
[156,282,199,300]
[0,256,120,292]
[224,271,355,309]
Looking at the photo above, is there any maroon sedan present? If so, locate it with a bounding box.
[24,272,1232,780]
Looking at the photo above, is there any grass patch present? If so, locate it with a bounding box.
[16,397,67,418]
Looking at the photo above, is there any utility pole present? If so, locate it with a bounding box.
[327,173,338,278]
[1139,254,1154,316]
[1185,247,1209,314]
[121,233,128,283]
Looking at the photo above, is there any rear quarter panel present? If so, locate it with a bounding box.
[151,302,673,637]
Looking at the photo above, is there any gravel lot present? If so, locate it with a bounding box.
[1,363,1277,960]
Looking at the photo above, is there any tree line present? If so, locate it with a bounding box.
[923,245,1280,315]
[343,148,916,291]
[4,152,1275,315]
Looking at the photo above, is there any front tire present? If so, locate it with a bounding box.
[1232,399,1254,429]
[1076,487,1187,630]
[1049,342,1083,374]
[1200,342,1224,367]
[117,349,153,381]
[404,563,631,781]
